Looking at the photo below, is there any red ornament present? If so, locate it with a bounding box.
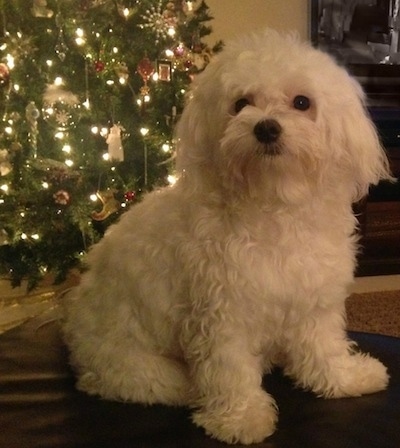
[173,44,186,58]
[124,190,136,202]
[0,63,10,86]
[137,57,154,82]
[94,60,105,72]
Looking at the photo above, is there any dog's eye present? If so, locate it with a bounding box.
[293,95,311,111]
[234,98,251,114]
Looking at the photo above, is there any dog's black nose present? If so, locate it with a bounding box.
[253,119,282,144]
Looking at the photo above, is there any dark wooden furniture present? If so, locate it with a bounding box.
[356,109,400,276]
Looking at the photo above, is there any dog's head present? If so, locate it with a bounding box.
[176,29,393,204]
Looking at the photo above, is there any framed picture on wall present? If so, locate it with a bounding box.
[310,0,400,106]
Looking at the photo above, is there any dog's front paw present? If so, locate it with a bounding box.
[320,352,389,399]
[192,391,277,445]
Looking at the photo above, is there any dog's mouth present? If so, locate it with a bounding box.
[257,142,282,158]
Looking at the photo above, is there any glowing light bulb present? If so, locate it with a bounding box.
[42,182,49,189]
[65,159,73,167]
[46,59,53,67]
[54,76,63,86]
[6,54,14,69]
[140,127,149,136]
[0,184,9,192]
[102,153,110,161]
[55,131,65,139]
[21,233,28,240]
[89,194,98,202]
[62,144,71,153]
[167,175,177,185]
[91,126,99,134]
[162,143,170,152]
[31,234,40,240]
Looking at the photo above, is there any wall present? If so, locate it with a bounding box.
[205,0,310,45]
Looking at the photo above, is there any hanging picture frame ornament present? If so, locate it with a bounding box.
[137,57,154,97]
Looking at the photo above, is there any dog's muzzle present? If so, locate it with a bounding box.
[254,119,282,156]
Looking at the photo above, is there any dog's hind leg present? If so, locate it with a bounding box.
[73,346,193,406]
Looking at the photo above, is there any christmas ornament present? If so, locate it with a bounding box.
[157,60,172,82]
[25,102,40,158]
[169,43,194,71]
[91,189,119,221]
[0,63,10,87]
[140,0,178,42]
[31,0,54,18]
[106,124,124,162]
[0,149,12,176]
[114,62,129,82]
[137,57,154,96]
[55,13,69,61]
[42,84,80,130]
[53,189,70,205]
[2,34,37,61]
[124,190,136,202]
[94,60,105,72]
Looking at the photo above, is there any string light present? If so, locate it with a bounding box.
[55,131,65,139]
[167,174,177,185]
[6,54,15,69]
[75,28,85,46]
[54,76,63,86]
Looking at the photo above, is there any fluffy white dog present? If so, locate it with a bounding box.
[63,29,393,445]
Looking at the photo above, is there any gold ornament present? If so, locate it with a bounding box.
[91,189,119,221]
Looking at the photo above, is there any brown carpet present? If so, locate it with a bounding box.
[346,290,400,338]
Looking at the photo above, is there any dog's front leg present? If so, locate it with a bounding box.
[182,316,277,445]
[283,306,389,398]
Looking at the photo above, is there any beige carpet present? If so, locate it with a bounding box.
[346,290,400,338]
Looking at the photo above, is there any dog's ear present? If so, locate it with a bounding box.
[338,91,394,202]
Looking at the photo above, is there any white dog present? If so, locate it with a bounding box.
[63,29,393,445]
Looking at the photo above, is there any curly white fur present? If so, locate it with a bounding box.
[63,29,393,445]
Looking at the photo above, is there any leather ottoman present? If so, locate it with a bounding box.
[0,320,399,447]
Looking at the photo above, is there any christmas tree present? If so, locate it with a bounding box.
[0,0,221,290]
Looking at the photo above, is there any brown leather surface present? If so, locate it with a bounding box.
[0,320,399,448]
